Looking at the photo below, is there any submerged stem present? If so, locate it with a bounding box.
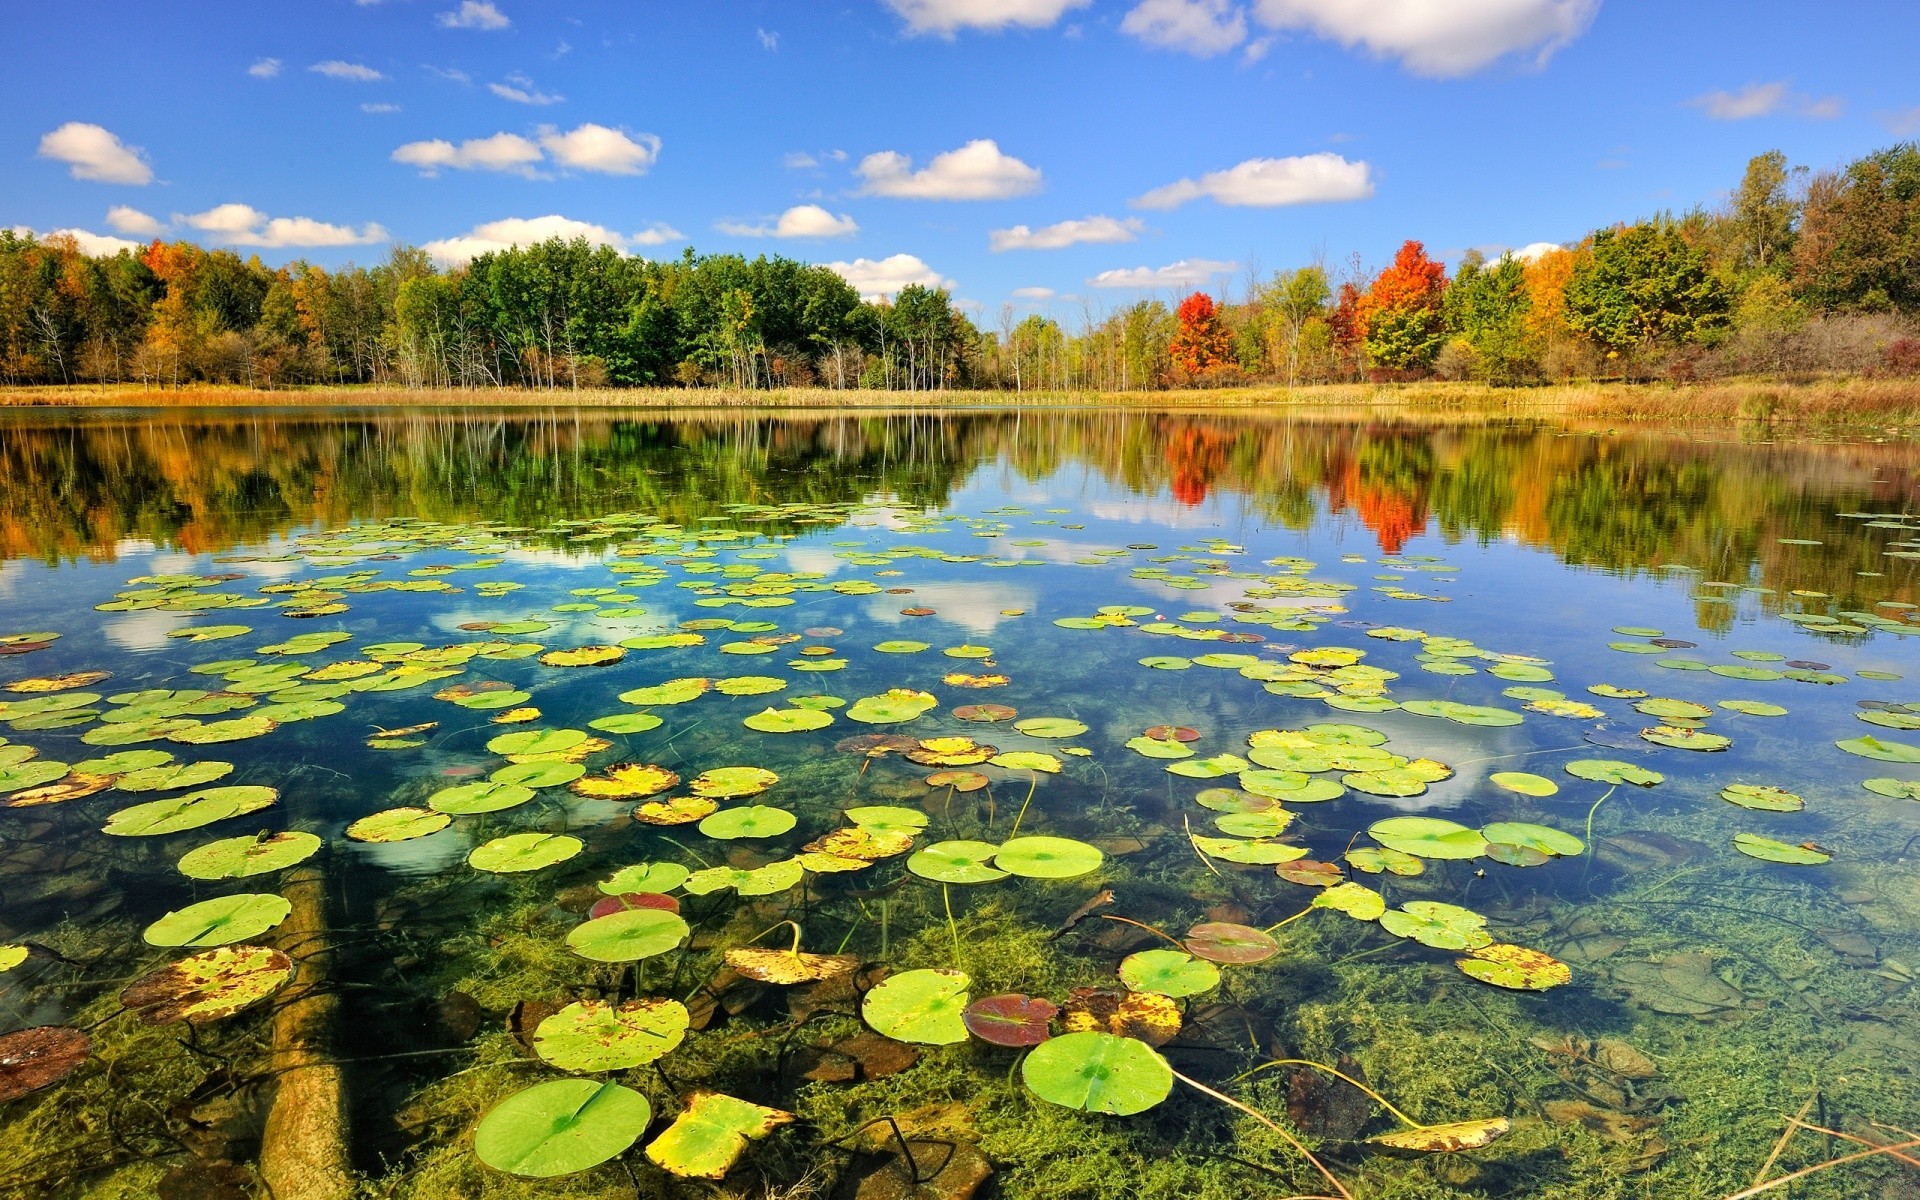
[1238,1058,1422,1128]
[1169,1069,1354,1200]
[1006,771,1040,840]
[943,884,963,970]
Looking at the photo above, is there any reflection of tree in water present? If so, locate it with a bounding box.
[2,409,1917,614]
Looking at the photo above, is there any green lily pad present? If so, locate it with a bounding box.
[1862,777,1920,800]
[1400,700,1523,727]
[847,689,938,724]
[742,708,832,734]
[474,1079,651,1178]
[994,836,1104,879]
[844,805,929,835]
[1836,735,1920,763]
[1346,846,1424,876]
[1313,881,1387,920]
[873,640,930,654]
[533,998,689,1071]
[1014,717,1088,738]
[689,766,778,799]
[490,761,586,789]
[644,1091,794,1180]
[1021,1030,1172,1115]
[1641,725,1731,751]
[1369,816,1488,860]
[1126,735,1193,760]
[1720,700,1788,717]
[1490,771,1558,797]
[862,968,970,1044]
[1379,901,1493,949]
[698,805,797,839]
[566,908,690,961]
[907,840,1010,884]
[143,893,293,947]
[468,832,583,873]
[989,750,1061,773]
[599,862,691,894]
[168,716,278,745]
[486,728,587,756]
[177,831,322,880]
[430,781,535,814]
[1732,834,1830,865]
[103,786,278,836]
[1481,821,1584,857]
[1117,949,1218,998]
[1566,759,1664,786]
[589,712,665,735]
[1189,835,1308,864]
[345,807,450,843]
[119,944,293,1025]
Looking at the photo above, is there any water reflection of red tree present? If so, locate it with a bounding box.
[1164,423,1231,506]
[1323,439,1428,554]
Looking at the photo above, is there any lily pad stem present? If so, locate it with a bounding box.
[943,884,962,970]
[1006,771,1039,840]
[1169,1069,1354,1200]
[1264,904,1316,935]
[1239,1058,1420,1128]
[743,919,805,958]
[1096,914,1187,949]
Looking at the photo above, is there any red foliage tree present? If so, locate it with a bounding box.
[1357,241,1448,371]
[1169,292,1234,376]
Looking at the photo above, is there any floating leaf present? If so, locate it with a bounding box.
[1190,835,1308,864]
[475,1079,652,1179]
[345,807,449,843]
[177,831,321,880]
[645,1091,794,1180]
[1368,817,1487,860]
[847,689,938,724]
[1346,846,1424,876]
[995,836,1103,879]
[1565,759,1664,786]
[863,968,969,1044]
[144,893,293,948]
[566,908,691,961]
[490,761,585,789]
[533,999,689,1071]
[120,945,292,1025]
[689,766,778,799]
[724,948,858,985]
[1313,881,1386,920]
[1862,777,1920,800]
[743,707,833,734]
[1640,725,1731,752]
[1118,949,1219,997]
[600,862,690,894]
[1481,822,1584,858]
[1185,922,1279,964]
[1126,735,1193,760]
[1059,987,1181,1046]
[636,796,719,826]
[486,728,587,757]
[1721,784,1804,812]
[844,805,929,835]
[588,712,664,735]
[539,645,625,668]
[1732,834,1830,864]
[964,993,1058,1046]
[1014,717,1088,738]
[469,833,583,873]
[1490,771,1558,797]
[570,763,679,800]
[907,840,1009,884]
[168,715,278,745]
[430,781,535,814]
[103,786,277,836]
[1456,944,1570,991]
[698,805,797,839]
[1022,1030,1172,1115]
[1380,902,1492,950]
[1836,735,1920,763]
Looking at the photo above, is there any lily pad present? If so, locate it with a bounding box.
[1565,759,1664,787]
[645,1091,794,1180]
[1836,735,1920,763]
[177,831,322,880]
[1490,772,1558,797]
[1117,949,1219,997]
[1184,922,1279,964]
[1313,881,1387,920]
[1380,901,1493,950]
[743,707,833,734]
[345,807,450,843]
[474,1079,651,1178]
[533,999,689,1071]
[430,781,535,814]
[0,1026,91,1103]
[599,862,691,894]
[698,805,797,839]
[569,763,679,800]
[468,833,583,873]
[144,893,293,947]
[1720,784,1804,812]
[1021,1030,1172,1115]
[1732,834,1830,865]
[120,944,293,1024]
[689,766,778,799]
[103,786,277,836]
[1481,822,1584,857]
[907,840,1010,884]
[963,994,1058,1046]
[1014,717,1088,738]
[994,836,1103,879]
[1369,817,1488,860]
[862,968,970,1044]
[1455,944,1571,991]
[490,761,586,789]
[566,908,691,961]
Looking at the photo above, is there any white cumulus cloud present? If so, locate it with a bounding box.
[539,123,659,174]
[311,60,385,82]
[393,132,545,176]
[1133,153,1373,209]
[885,0,1091,35]
[181,203,388,248]
[858,139,1040,200]
[490,72,562,104]
[37,123,153,185]
[1688,82,1842,121]
[248,57,282,78]
[717,205,860,239]
[1514,241,1562,262]
[1012,286,1056,299]
[1122,0,1247,56]
[990,215,1142,251]
[438,0,510,29]
[9,226,143,256]
[1251,0,1599,77]
[1089,258,1237,289]
[423,215,677,264]
[825,254,952,301]
[106,205,165,236]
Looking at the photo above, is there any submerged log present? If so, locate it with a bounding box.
[259,861,355,1200]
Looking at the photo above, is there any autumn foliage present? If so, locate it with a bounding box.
[1358,240,1449,372]
[1169,292,1234,376]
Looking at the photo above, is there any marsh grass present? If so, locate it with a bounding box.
[8,377,1920,430]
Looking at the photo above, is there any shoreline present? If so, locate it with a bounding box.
[4,378,1920,428]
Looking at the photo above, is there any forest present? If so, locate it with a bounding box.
[2,145,1917,393]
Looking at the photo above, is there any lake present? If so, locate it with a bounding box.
[0,407,1916,1200]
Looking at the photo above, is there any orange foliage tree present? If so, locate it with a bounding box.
[1169,292,1234,377]
[1358,240,1448,372]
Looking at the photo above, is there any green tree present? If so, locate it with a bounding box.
[1564,221,1728,356]
[1443,252,1536,384]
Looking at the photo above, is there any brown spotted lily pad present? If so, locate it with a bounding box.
[0,1026,91,1102]
[1059,987,1180,1046]
[120,945,294,1025]
[723,948,859,986]
[1370,1117,1511,1153]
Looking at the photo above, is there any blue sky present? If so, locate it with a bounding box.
[9,1,1919,311]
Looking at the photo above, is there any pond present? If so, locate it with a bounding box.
[0,407,1916,1200]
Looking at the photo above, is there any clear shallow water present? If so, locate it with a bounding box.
[0,408,1916,1200]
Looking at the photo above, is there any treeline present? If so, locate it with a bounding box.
[2,145,1917,392]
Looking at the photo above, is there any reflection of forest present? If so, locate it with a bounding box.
[3,408,1917,611]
